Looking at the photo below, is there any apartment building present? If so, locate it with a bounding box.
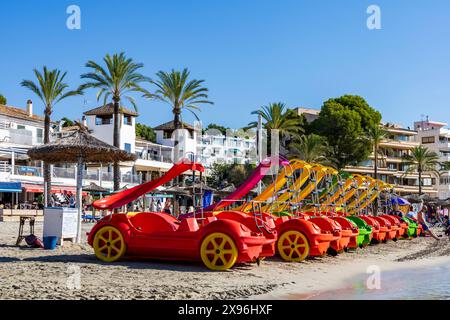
[414,119,450,199]
[296,108,436,197]
[153,120,257,168]
[0,101,144,210]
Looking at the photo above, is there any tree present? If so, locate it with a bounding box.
[0,94,6,105]
[367,124,388,180]
[246,102,304,154]
[61,117,74,127]
[80,52,150,191]
[207,162,255,189]
[441,161,450,172]
[204,123,228,135]
[148,68,213,129]
[136,123,156,142]
[288,134,330,165]
[21,67,82,204]
[402,145,440,195]
[310,95,381,170]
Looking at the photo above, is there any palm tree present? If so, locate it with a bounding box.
[441,161,450,172]
[367,125,388,180]
[148,68,213,129]
[21,67,82,205]
[79,53,149,191]
[247,102,304,154]
[289,134,330,164]
[402,145,440,195]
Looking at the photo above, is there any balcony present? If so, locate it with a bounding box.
[1,129,33,146]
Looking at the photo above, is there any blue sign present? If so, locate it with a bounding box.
[0,182,22,193]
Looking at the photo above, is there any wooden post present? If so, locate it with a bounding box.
[76,159,83,243]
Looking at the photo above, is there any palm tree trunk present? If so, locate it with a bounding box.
[173,106,181,130]
[418,168,423,196]
[43,112,52,206]
[113,98,121,191]
[374,145,378,180]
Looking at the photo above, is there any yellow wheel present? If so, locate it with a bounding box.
[93,226,126,262]
[200,233,238,271]
[277,230,310,262]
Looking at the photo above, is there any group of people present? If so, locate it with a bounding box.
[398,204,450,241]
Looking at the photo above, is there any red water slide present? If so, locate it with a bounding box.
[92,160,204,210]
[203,156,289,212]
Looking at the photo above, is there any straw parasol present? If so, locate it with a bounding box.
[28,124,136,243]
[82,182,109,194]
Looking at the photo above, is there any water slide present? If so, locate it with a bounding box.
[203,156,289,212]
[349,181,391,214]
[93,160,205,210]
[319,174,354,211]
[238,159,312,212]
[346,177,378,213]
[335,175,366,207]
[274,164,331,212]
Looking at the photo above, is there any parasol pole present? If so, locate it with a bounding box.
[76,158,83,243]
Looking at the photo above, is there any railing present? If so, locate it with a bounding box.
[53,167,76,179]
[0,162,11,173]
[136,152,173,163]
[121,174,142,184]
[101,171,114,182]
[13,165,43,177]
[7,163,145,186]
[83,169,99,181]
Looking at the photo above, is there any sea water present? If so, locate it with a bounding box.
[289,260,450,300]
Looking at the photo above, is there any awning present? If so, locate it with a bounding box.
[0,182,22,193]
[21,183,87,195]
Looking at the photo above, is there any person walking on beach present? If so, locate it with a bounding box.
[418,206,440,241]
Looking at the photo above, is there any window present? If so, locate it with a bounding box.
[124,115,132,126]
[95,115,112,125]
[124,143,131,153]
[36,128,43,143]
[17,125,25,130]
[422,136,435,144]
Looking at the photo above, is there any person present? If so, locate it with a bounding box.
[418,205,440,241]
[150,199,157,212]
[156,200,162,212]
[69,193,75,208]
[163,198,172,215]
[392,204,404,218]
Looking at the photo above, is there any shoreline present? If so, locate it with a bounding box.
[252,255,450,300]
[0,222,449,300]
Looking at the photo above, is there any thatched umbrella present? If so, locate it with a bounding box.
[82,182,109,194]
[28,125,136,243]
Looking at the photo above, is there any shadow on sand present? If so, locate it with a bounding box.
[21,254,257,273]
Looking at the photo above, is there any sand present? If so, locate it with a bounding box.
[0,221,449,300]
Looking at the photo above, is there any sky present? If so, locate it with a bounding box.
[1,0,450,130]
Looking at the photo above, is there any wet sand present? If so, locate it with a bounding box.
[0,221,448,300]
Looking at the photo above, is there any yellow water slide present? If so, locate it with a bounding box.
[239,159,311,212]
[273,164,334,213]
[346,176,377,211]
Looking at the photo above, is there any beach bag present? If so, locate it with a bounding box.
[25,234,44,249]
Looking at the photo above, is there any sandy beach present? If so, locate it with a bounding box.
[0,221,449,300]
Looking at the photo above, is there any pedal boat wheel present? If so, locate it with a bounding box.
[93,226,126,262]
[200,233,238,271]
[277,230,310,262]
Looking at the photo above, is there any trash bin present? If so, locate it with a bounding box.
[43,236,58,250]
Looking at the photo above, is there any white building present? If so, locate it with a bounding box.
[153,120,257,169]
[0,101,145,213]
[84,103,137,154]
[414,119,450,199]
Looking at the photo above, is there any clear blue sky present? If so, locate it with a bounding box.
[1,0,450,129]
